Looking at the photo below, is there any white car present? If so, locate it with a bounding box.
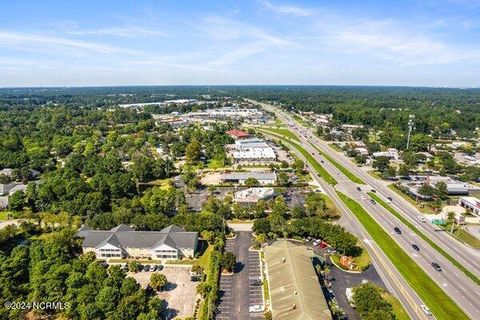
[417,215,426,223]
[421,304,432,316]
[313,239,322,246]
[249,305,264,314]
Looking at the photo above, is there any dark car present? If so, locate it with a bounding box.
[370,199,376,204]
[122,264,129,271]
[387,196,393,201]
[144,265,151,272]
[371,189,376,193]
[356,187,361,191]
[320,160,324,163]
[412,244,420,251]
[152,265,158,272]
[394,227,402,235]
[157,265,164,271]
[431,262,442,272]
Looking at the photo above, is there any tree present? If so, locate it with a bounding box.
[276,172,290,186]
[382,166,397,180]
[418,183,436,198]
[398,164,411,177]
[185,139,201,164]
[244,177,259,187]
[8,190,25,211]
[128,261,141,273]
[150,273,168,291]
[221,252,236,272]
[435,182,448,200]
[372,156,390,172]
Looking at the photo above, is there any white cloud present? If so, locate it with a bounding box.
[260,0,312,17]
[67,26,168,37]
[0,30,139,55]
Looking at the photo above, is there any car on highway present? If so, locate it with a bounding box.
[371,189,376,193]
[356,186,361,191]
[412,244,420,251]
[387,196,393,202]
[417,215,426,223]
[370,199,376,204]
[431,262,442,272]
[421,304,432,316]
[394,227,402,234]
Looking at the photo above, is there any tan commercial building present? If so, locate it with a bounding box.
[264,240,332,320]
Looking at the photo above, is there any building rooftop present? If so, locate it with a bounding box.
[264,240,331,320]
[221,172,277,181]
[226,129,250,139]
[77,224,197,250]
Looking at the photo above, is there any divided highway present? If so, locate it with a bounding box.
[252,100,480,319]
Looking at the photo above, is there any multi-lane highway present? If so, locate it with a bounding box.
[252,99,480,319]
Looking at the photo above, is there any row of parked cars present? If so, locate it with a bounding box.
[119,263,164,272]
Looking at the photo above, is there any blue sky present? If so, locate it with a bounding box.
[0,0,479,87]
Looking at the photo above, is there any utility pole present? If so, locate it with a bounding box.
[406,114,415,150]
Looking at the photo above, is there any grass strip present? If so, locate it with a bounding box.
[260,127,300,142]
[368,192,480,285]
[383,292,410,320]
[337,191,469,320]
[259,129,337,185]
[311,144,366,185]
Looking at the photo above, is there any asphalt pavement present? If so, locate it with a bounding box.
[255,100,480,319]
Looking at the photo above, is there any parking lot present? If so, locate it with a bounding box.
[128,266,198,319]
[216,232,263,319]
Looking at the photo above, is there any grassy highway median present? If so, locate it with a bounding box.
[337,191,469,320]
[368,192,480,286]
[310,144,366,185]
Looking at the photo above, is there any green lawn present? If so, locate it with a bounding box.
[0,211,9,221]
[328,143,342,152]
[383,292,410,320]
[260,127,300,142]
[310,144,366,185]
[292,114,313,127]
[368,192,480,285]
[197,244,213,270]
[443,222,480,249]
[337,191,469,320]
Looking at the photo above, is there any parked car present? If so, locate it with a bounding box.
[412,244,420,251]
[249,305,264,314]
[122,264,129,271]
[157,265,164,271]
[313,239,322,246]
[394,227,402,235]
[417,215,427,223]
[431,262,442,272]
[421,304,432,316]
[152,265,157,272]
[144,265,151,272]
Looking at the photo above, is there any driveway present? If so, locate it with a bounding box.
[216,232,262,319]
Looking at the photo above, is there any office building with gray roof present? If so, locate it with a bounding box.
[77,224,198,260]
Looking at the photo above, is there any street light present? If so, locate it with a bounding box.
[406,114,415,150]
